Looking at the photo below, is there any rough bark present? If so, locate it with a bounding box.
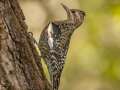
[0,0,51,90]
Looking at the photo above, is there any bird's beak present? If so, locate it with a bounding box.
[61,3,70,13]
[61,3,73,20]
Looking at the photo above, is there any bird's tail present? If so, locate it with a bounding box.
[52,74,60,90]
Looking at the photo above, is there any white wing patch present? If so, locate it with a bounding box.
[47,23,54,49]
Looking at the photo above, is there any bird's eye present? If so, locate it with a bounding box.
[72,11,75,13]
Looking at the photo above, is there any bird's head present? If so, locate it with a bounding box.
[61,3,85,27]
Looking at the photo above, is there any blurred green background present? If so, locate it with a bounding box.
[19,0,120,90]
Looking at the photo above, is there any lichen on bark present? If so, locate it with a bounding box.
[0,0,51,90]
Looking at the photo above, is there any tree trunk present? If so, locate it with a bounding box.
[0,0,51,90]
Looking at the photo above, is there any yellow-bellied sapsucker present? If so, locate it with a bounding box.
[39,4,85,90]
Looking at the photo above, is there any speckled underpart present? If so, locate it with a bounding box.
[39,4,85,90]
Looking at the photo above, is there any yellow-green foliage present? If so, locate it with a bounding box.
[20,0,120,90]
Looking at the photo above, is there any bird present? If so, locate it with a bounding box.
[38,3,85,90]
